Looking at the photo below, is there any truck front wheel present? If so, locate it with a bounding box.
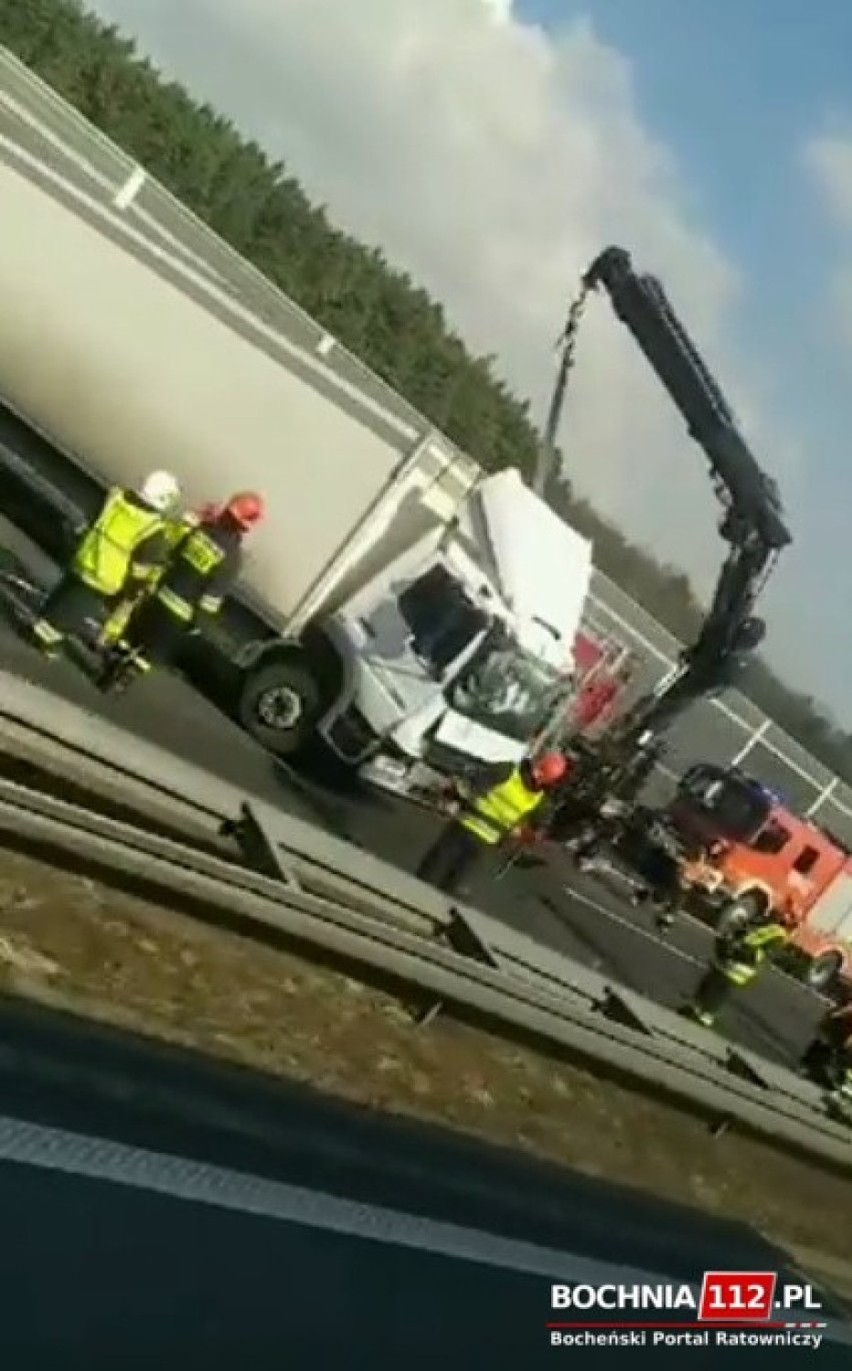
[238,658,320,757]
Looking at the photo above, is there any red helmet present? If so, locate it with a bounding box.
[531,751,568,788]
[223,491,264,530]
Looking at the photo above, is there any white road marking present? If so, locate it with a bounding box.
[561,877,827,1003]
[561,880,705,967]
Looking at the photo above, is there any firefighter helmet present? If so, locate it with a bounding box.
[138,470,180,513]
[531,752,568,788]
[223,491,264,530]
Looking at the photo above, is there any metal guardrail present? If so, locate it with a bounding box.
[0,671,848,1175]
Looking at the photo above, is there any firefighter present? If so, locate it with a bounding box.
[31,470,180,661]
[97,491,263,694]
[800,999,852,1100]
[682,910,790,1028]
[97,501,223,650]
[416,751,568,897]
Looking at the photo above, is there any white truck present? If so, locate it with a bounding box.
[0,154,593,793]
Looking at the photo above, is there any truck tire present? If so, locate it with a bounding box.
[238,658,320,757]
[806,949,844,994]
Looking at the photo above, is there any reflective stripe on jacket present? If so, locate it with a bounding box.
[155,585,196,623]
[460,767,544,846]
[153,522,239,623]
[71,488,163,596]
[719,920,788,986]
[163,514,197,552]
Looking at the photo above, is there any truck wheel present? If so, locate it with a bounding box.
[806,950,844,994]
[238,659,320,756]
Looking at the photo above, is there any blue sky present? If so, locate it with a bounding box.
[521,0,852,718]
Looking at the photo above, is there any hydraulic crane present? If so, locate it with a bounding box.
[541,246,793,841]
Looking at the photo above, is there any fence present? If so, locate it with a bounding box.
[584,570,852,839]
[1,45,851,841]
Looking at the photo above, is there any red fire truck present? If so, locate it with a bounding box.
[668,763,852,994]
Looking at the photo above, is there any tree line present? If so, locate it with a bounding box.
[3,0,851,783]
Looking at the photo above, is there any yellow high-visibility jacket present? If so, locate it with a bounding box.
[460,766,544,846]
[718,919,789,987]
[98,511,198,646]
[72,488,166,597]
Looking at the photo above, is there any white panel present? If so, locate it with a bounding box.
[435,709,525,764]
[806,870,852,938]
[0,160,412,620]
[475,469,593,664]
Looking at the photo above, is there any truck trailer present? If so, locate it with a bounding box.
[0,155,593,792]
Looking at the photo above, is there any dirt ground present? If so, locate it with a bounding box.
[1,846,851,1290]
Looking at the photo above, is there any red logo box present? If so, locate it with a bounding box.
[699,1272,777,1322]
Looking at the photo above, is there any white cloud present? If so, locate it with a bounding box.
[803,134,852,354]
[92,0,792,594]
[806,135,852,232]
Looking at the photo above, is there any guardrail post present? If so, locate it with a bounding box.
[113,165,146,211]
[221,803,300,887]
[595,987,653,1035]
[726,1049,771,1089]
[409,907,500,1026]
[729,717,770,767]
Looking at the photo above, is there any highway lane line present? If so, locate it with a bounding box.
[562,879,826,1005]
[562,880,704,968]
[0,1113,715,1289]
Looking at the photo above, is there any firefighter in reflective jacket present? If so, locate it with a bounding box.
[97,501,223,650]
[683,911,790,1028]
[416,751,568,897]
[31,470,180,660]
[97,491,264,693]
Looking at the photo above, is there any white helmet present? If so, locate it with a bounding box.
[138,469,180,513]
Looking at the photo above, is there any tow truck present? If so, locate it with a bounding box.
[531,247,793,888]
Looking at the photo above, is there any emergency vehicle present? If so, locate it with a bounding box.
[667,763,852,993]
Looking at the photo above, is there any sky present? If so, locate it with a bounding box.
[90,0,852,720]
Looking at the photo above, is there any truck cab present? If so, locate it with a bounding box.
[310,467,592,798]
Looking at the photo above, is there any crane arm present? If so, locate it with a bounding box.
[582,246,791,553]
[571,247,792,753]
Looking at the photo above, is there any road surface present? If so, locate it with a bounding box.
[0,519,827,1072]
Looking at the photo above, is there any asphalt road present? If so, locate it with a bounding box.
[0,518,827,1074]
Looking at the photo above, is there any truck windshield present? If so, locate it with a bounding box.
[448,631,567,744]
